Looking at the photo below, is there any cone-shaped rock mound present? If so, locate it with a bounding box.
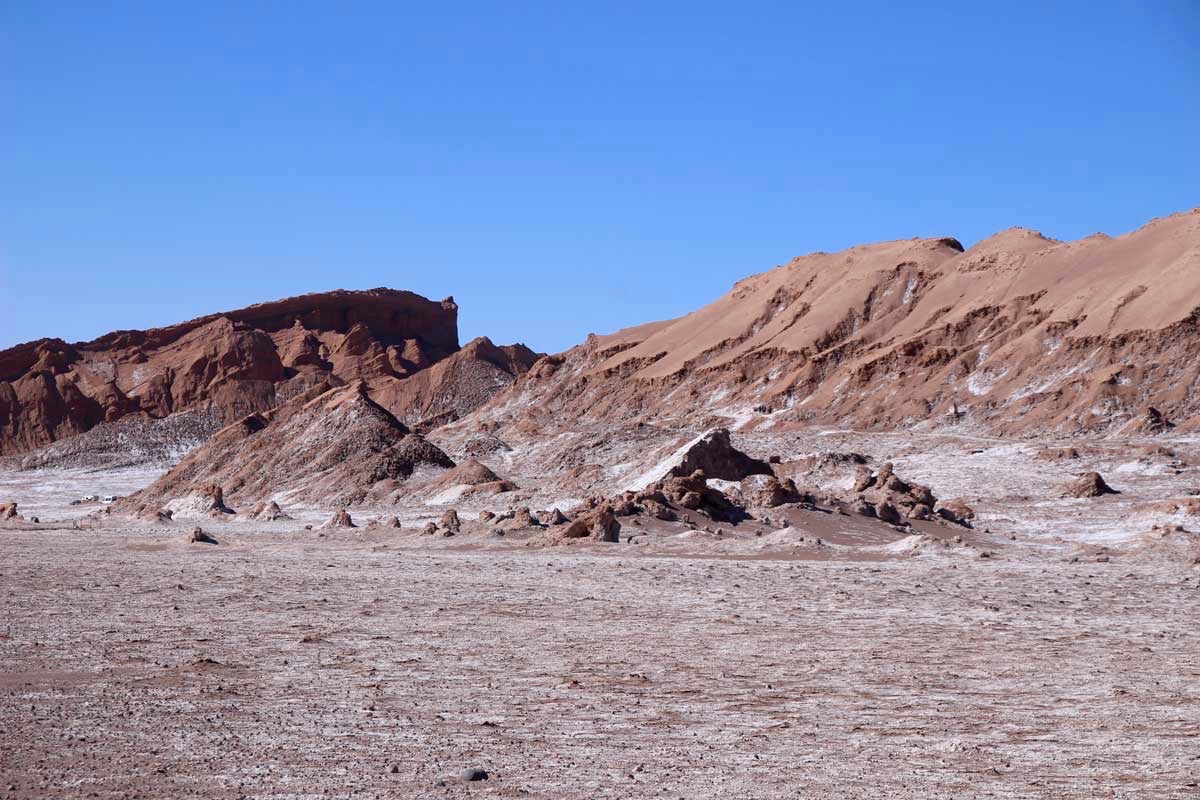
[121,381,454,513]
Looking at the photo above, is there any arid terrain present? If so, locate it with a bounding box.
[3,523,1198,799]
[3,209,1200,797]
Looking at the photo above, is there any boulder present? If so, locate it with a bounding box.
[561,505,621,543]
[1061,472,1119,498]
[907,503,932,521]
[740,475,805,508]
[875,463,909,494]
[851,466,875,492]
[850,498,876,518]
[324,509,356,528]
[645,500,676,521]
[505,507,542,529]
[188,526,218,545]
[440,509,462,533]
[251,500,291,521]
[875,500,904,526]
[936,499,975,527]
[1036,447,1081,462]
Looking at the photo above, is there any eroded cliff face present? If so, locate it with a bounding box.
[0,288,537,455]
[462,209,1200,439]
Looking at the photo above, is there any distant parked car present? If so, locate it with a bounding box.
[101,495,119,504]
[82,495,98,502]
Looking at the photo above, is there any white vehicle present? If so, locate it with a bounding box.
[101,495,118,504]
[82,495,98,502]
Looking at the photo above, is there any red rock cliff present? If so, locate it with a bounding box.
[0,288,480,455]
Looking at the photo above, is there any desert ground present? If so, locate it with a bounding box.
[3,426,1199,799]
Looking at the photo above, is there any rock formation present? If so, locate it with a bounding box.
[439,509,462,533]
[0,289,540,456]
[427,457,518,497]
[1122,407,1175,436]
[1062,472,1120,498]
[664,429,773,482]
[164,484,235,519]
[460,209,1200,437]
[324,509,356,529]
[249,501,292,521]
[188,526,218,544]
[560,505,621,543]
[120,381,455,512]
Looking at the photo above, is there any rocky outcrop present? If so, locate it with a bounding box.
[533,504,620,545]
[1134,497,1200,517]
[1123,407,1175,436]
[936,499,976,525]
[1,289,542,456]
[324,509,356,529]
[188,526,218,545]
[1062,472,1119,498]
[665,429,773,482]
[497,507,542,531]
[249,501,291,521]
[439,509,462,533]
[164,484,235,519]
[427,457,518,497]
[560,506,620,542]
[841,462,969,528]
[371,337,541,430]
[1036,447,1081,462]
[119,381,455,512]
[740,474,808,508]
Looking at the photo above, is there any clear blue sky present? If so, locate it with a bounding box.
[2,2,1197,354]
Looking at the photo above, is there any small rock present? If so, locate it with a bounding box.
[1061,472,1119,498]
[188,527,218,545]
[324,509,356,528]
[875,500,904,526]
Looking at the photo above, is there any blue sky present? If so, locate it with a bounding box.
[2,2,1197,354]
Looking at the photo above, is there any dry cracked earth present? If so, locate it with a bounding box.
[2,526,1199,799]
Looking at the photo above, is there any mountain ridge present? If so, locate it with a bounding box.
[0,288,539,455]
[456,208,1200,438]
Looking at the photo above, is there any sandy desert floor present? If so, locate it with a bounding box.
[2,524,1199,800]
[4,427,1200,798]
